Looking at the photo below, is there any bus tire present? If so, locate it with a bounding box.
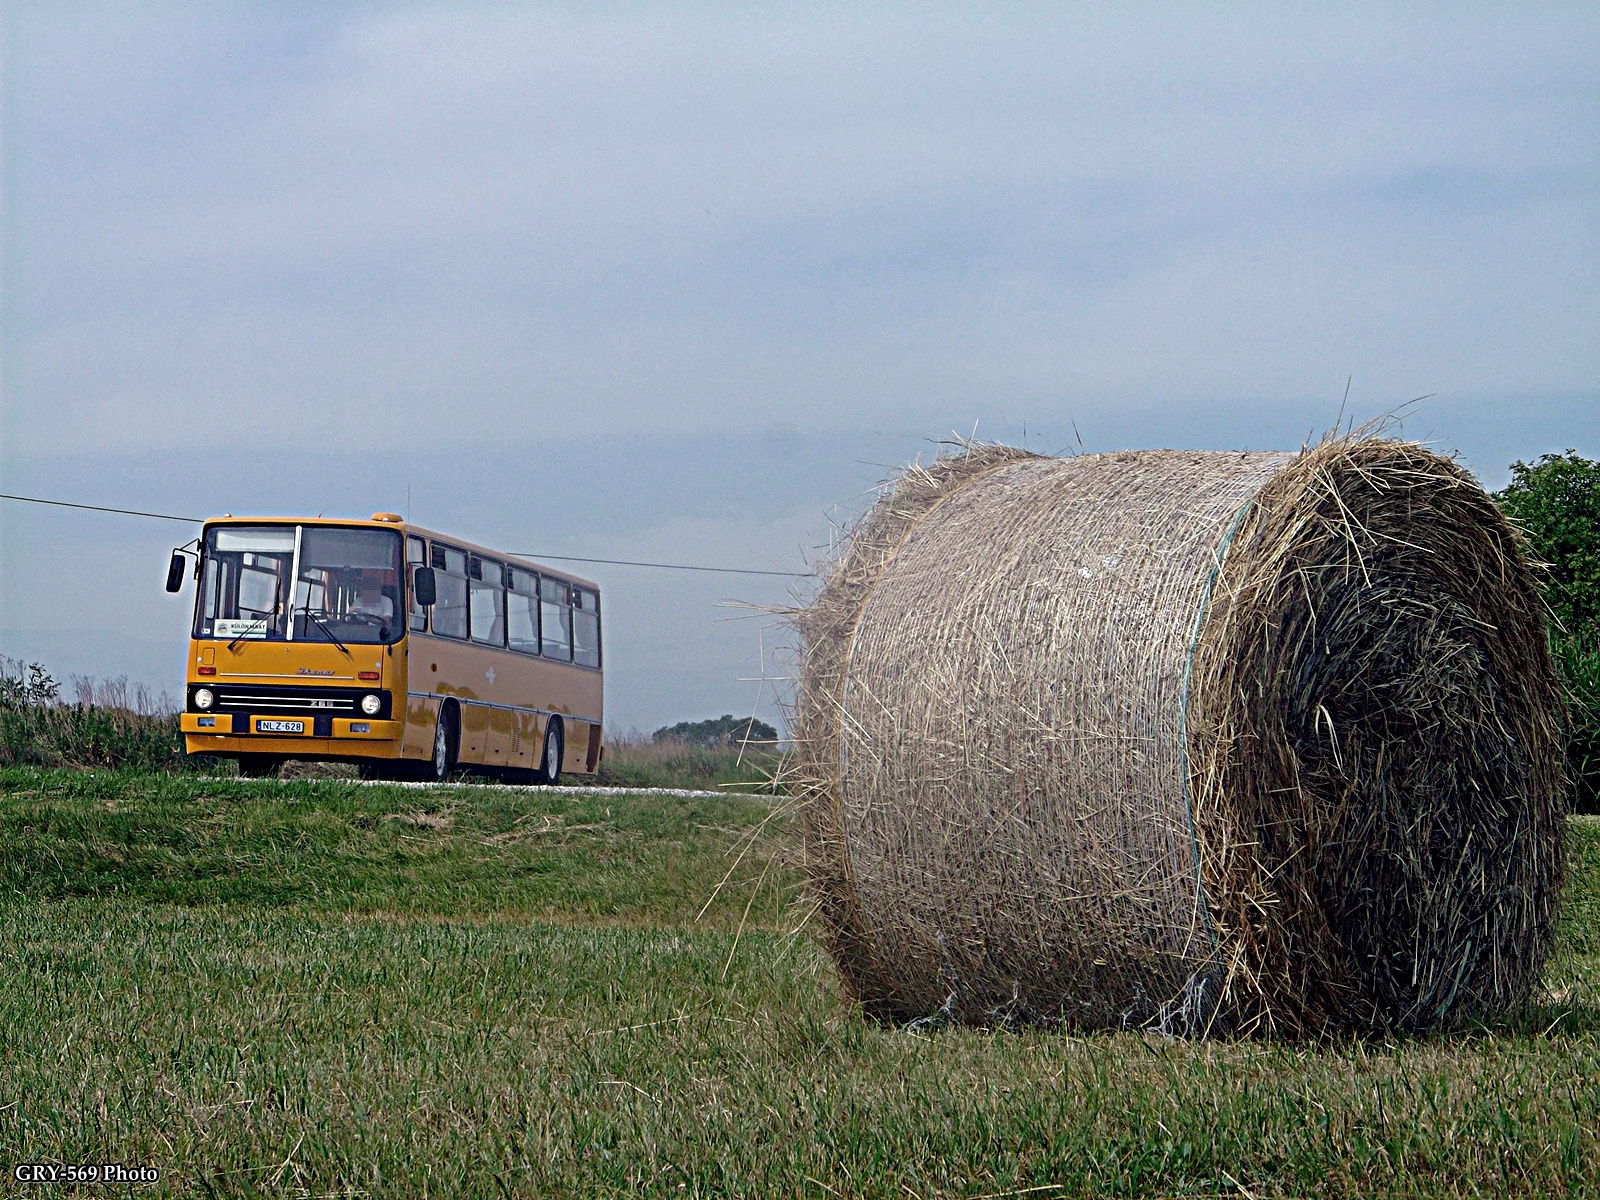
[539,719,564,786]
[427,703,459,784]
[236,754,284,779]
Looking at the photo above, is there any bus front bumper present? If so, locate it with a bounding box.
[180,713,402,741]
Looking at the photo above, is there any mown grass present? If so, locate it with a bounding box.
[1,768,1598,1197]
[0,769,790,925]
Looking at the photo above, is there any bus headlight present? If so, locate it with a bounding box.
[360,693,382,716]
[194,688,215,710]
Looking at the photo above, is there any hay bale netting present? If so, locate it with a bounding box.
[793,437,1566,1037]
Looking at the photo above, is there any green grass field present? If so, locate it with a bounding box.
[1,768,1597,1197]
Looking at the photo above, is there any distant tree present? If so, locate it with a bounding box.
[652,714,778,748]
[1496,451,1600,811]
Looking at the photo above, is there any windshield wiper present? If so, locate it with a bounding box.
[302,609,350,655]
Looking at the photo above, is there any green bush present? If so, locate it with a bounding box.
[0,702,189,772]
[1496,451,1600,812]
[1497,451,1600,634]
[0,658,189,772]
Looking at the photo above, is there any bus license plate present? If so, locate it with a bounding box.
[257,719,305,734]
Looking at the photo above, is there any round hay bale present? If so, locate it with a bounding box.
[793,436,1565,1037]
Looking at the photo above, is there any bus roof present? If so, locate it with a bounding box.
[200,514,600,592]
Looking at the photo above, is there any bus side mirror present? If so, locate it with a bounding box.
[412,566,437,607]
[165,552,188,593]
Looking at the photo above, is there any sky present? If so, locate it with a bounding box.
[2,3,1597,733]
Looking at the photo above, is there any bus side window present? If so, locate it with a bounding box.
[507,568,539,654]
[431,545,470,640]
[540,576,572,661]
[573,588,601,669]
[407,537,428,632]
[470,557,506,647]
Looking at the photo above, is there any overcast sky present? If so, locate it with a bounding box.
[2,3,1596,732]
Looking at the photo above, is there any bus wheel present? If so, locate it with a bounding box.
[428,705,458,784]
[236,754,283,779]
[539,719,564,786]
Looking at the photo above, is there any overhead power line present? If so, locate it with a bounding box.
[0,492,200,524]
[0,491,809,579]
[506,552,802,577]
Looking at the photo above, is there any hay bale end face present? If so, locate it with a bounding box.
[794,437,1565,1037]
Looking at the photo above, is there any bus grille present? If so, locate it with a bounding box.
[187,684,392,720]
[218,692,355,712]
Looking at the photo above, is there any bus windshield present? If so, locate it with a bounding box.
[197,524,404,645]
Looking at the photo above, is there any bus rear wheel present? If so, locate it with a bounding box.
[236,754,284,779]
[539,719,563,786]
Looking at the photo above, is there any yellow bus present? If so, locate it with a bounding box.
[168,513,603,782]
